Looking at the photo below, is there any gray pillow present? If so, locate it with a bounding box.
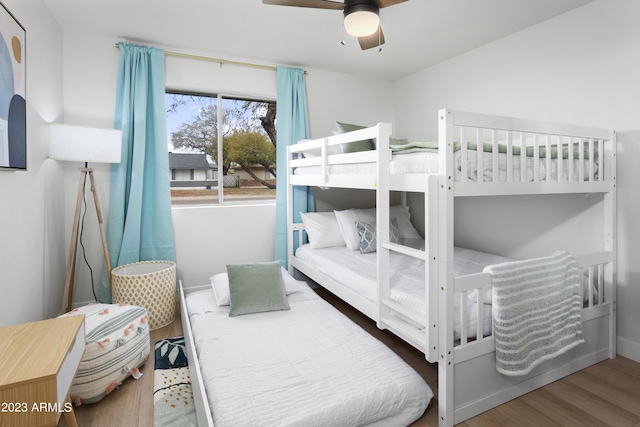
[227,261,290,317]
[356,217,400,254]
[336,121,374,153]
[389,137,410,146]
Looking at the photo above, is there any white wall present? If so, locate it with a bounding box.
[171,203,277,286]
[393,0,640,361]
[61,32,394,298]
[0,0,64,326]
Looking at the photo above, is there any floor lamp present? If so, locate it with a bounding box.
[50,124,122,314]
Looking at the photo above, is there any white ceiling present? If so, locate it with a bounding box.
[43,0,594,81]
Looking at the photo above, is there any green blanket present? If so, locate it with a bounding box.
[389,141,596,160]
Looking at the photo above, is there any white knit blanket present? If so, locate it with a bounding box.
[486,251,584,376]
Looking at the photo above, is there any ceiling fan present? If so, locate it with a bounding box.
[262,0,408,50]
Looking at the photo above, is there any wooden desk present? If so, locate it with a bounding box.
[0,316,85,427]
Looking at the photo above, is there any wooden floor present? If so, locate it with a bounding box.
[59,290,640,427]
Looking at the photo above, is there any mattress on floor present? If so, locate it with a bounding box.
[185,285,433,427]
[295,243,513,340]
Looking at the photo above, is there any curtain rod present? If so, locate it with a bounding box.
[114,43,306,74]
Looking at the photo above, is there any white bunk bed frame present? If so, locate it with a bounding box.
[286,109,617,426]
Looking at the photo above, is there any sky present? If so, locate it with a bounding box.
[165,93,216,153]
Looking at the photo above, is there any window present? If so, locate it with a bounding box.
[166,92,277,205]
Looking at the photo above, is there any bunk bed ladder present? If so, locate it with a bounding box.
[375,122,393,338]
[375,122,440,362]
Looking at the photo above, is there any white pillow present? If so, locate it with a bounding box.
[300,211,345,249]
[210,267,306,306]
[334,209,376,251]
[390,205,421,239]
[334,206,420,251]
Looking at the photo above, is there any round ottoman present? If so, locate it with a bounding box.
[59,303,151,405]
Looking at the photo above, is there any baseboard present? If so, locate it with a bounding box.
[617,336,640,363]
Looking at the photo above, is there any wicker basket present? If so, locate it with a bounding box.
[111,260,176,330]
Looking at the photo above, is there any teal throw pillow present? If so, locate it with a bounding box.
[227,261,290,317]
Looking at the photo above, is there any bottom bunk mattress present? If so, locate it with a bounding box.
[295,242,513,340]
[185,283,433,427]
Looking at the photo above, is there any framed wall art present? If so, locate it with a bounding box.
[0,1,25,170]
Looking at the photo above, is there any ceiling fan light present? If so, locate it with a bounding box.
[344,5,380,37]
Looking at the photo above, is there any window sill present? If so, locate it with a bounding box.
[171,199,276,210]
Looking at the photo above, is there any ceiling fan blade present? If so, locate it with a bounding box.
[372,0,408,8]
[262,0,345,10]
[358,26,385,50]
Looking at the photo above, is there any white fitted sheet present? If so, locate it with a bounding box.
[293,151,596,182]
[295,243,513,340]
[185,284,433,427]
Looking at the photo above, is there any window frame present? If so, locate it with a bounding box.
[166,90,277,206]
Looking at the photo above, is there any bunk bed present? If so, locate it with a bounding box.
[286,109,617,426]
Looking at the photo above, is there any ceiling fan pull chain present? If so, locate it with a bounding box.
[378,15,382,51]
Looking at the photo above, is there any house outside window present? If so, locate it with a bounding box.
[166,92,276,205]
[168,152,214,187]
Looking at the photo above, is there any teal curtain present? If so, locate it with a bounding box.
[274,66,313,268]
[98,43,175,302]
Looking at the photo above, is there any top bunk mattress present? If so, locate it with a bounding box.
[293,150,597,182]
[185,283,433,427]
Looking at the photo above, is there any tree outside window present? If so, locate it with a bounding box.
[166,93,277,204]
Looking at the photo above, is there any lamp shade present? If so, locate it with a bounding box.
[50,123,122,163]
[344,3,380,37]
